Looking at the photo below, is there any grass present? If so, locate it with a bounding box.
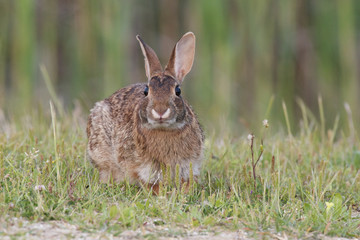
[0,103,359,239]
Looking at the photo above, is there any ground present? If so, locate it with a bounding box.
[2,217,358,239]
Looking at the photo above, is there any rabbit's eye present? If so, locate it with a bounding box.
[175,85,181,96]
[144,85,149,96]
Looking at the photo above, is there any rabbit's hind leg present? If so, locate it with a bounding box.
[87,144,114,183]
[87,102,123,183]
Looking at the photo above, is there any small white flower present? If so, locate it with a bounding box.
[24,148,40,160]
[34,185,46,191]
[247,134,254,145]
[9,203,15,208]
[263,119,269,128]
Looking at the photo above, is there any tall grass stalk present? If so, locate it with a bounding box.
[318,95,326,142]
[49,101,60,184]
[297,98,309,134]
[282,101,292,137]
[41,65,64,117]
[344,102,357,144]
[329,115,339,145]
[264,95,275,119]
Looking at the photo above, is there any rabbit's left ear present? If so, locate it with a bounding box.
[136,35,163,80]
[165,32,195,83]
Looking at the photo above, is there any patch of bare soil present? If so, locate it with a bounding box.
[0,218,251,240]
[0,217,357,240]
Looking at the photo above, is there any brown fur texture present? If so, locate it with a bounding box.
[87,32,204,186]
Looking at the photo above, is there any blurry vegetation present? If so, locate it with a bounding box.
[0,0,359,135]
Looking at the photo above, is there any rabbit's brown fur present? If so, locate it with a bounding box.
[87,32,204,187]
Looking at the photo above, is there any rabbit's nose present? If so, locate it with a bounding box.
[152,108,171,119]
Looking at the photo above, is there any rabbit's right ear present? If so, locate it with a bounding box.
[136,35,163,80]
[165,32,196,83]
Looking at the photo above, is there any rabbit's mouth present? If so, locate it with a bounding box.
[145,117,185,130]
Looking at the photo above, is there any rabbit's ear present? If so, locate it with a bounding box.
[165,32,195,83]
[136,35,163,80]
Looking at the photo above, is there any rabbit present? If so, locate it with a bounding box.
[86,32,204,190]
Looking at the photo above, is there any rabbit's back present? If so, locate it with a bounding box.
[87,83,146,182]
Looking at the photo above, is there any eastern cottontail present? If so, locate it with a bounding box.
[87,32,204,189]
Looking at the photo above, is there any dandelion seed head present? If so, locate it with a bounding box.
[263,119,269,128]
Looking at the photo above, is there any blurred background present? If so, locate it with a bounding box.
[0,0,359,135]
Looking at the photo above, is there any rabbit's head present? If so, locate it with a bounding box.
[136,32,196,130]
